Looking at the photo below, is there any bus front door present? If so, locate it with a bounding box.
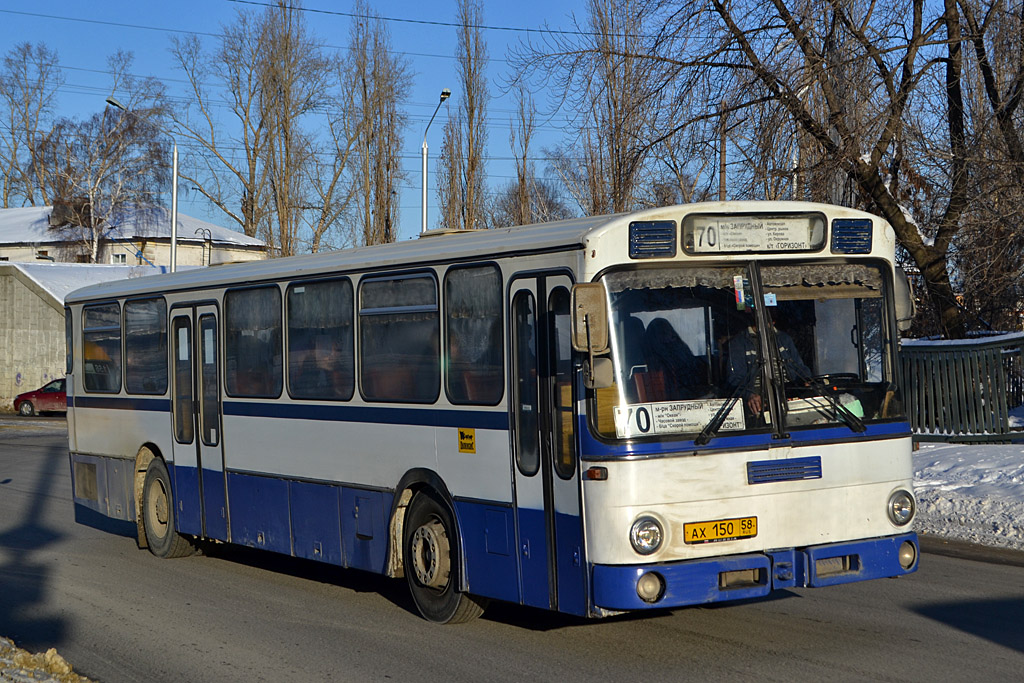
[170,305,227,541]
[509,275,587,615]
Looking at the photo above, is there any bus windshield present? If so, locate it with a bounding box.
[594,261,903,441]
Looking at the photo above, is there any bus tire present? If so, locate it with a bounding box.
[403,490,487,624]
[142,458,194,559]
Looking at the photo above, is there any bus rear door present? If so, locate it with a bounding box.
[170,304,228,541]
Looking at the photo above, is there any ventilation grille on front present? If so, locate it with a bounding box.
[629,220,677,259]
[831,219,873,254]
[747,456,822,484]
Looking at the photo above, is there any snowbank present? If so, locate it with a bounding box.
[913,441,1024,551]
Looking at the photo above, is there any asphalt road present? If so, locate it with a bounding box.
[2,418,1023,682]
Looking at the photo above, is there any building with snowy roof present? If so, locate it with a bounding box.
[0,204,266,267]
[0,261,171,408]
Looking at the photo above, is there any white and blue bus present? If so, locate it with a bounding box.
[65,201,918,623]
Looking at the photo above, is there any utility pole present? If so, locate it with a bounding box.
[719,99,728,201]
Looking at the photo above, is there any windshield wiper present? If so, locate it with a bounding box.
[695,358,764,446]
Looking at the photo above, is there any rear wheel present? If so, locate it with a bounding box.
[142,458,194,558]
[403,490,487,623]
[18,401,34,416]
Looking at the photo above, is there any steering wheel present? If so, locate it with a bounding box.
[809,373,860,385]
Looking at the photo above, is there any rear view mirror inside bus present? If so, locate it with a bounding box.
[571,283,609,354]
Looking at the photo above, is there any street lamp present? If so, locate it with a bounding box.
[105,96,179,272]
[421,88,451,234]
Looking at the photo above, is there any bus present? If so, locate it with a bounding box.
[65,201,919,623]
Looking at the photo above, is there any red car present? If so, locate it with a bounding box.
[14,378,67,416]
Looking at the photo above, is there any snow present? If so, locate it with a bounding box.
[901,331,1024,347]
[3,261,169,305]
[913,404,1024,551]
[0,204,263,247]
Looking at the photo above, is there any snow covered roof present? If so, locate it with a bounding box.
[0,205,265,248]
[0,261,170,307]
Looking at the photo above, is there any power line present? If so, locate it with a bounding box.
[225,0,592,37]
[0,7,498,64]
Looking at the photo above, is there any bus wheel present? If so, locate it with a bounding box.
[403,490,487,623]
[142,459,194,559]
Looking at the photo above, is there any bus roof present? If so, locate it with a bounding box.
[65,201,884,304]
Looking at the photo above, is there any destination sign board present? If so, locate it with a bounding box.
[613,398,745,439]
[682,213,826,254]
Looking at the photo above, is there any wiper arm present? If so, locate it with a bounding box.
[696,358,763,446]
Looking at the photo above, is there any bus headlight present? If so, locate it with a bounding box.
[887,490,915,526]
[630,516,663,555]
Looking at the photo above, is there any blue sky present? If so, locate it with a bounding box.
[1,0,586,243]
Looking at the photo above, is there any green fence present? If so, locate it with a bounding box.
[900,333,1024,442]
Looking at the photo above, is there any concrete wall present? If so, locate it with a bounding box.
[0,269,65,409]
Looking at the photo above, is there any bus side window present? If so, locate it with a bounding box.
[124,298,168,395]
[287,279,354,401]
[225,286,283,398]
[445,265,503,405]
[359,274,439,403]
[82,302,122,393]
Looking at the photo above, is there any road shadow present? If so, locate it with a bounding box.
[915,598,1024,653]
[197,542,418,614]
[0,432,69,650]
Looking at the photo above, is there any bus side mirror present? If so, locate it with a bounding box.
[894,267,915,332]
[571,283,609,354]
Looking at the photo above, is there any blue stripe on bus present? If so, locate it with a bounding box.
[788,421,911,442]
[66,394,509,431]
[578,419,911,458]
[223,400,510,430]
[68,395,170,411]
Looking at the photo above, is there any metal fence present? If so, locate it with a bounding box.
[900,333,1024,442]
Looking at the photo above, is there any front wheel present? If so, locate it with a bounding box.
[403,490,487,623]
[18,401,34,416]
[142,458,194,558]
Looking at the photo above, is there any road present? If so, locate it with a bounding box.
[1,419,1023,682]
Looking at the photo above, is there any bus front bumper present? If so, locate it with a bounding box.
[592,532,918,612]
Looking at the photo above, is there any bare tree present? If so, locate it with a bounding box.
[0,42,63,207]
[38,52,167,262]
[346,1,410,246]
[690,0,1000,337]
[257,2,333,257]
[529,0,1023,337]
[512,0,667,215]
[437,0,489,230]
[170,15,271,240]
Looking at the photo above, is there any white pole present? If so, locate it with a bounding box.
[421,138,428,233]
[171,142,178,273]
[421,89,451,234]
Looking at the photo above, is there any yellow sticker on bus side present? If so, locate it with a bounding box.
[458,428,476,454]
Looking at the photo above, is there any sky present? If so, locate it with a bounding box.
[0,0,588,244]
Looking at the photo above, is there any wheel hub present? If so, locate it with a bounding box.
[149,481,169,533]
[411,520,450,589]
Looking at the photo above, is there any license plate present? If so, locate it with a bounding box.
[684,517,758,544]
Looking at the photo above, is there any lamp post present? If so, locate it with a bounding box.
[105,96,179,272]
[421,88,451,234]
